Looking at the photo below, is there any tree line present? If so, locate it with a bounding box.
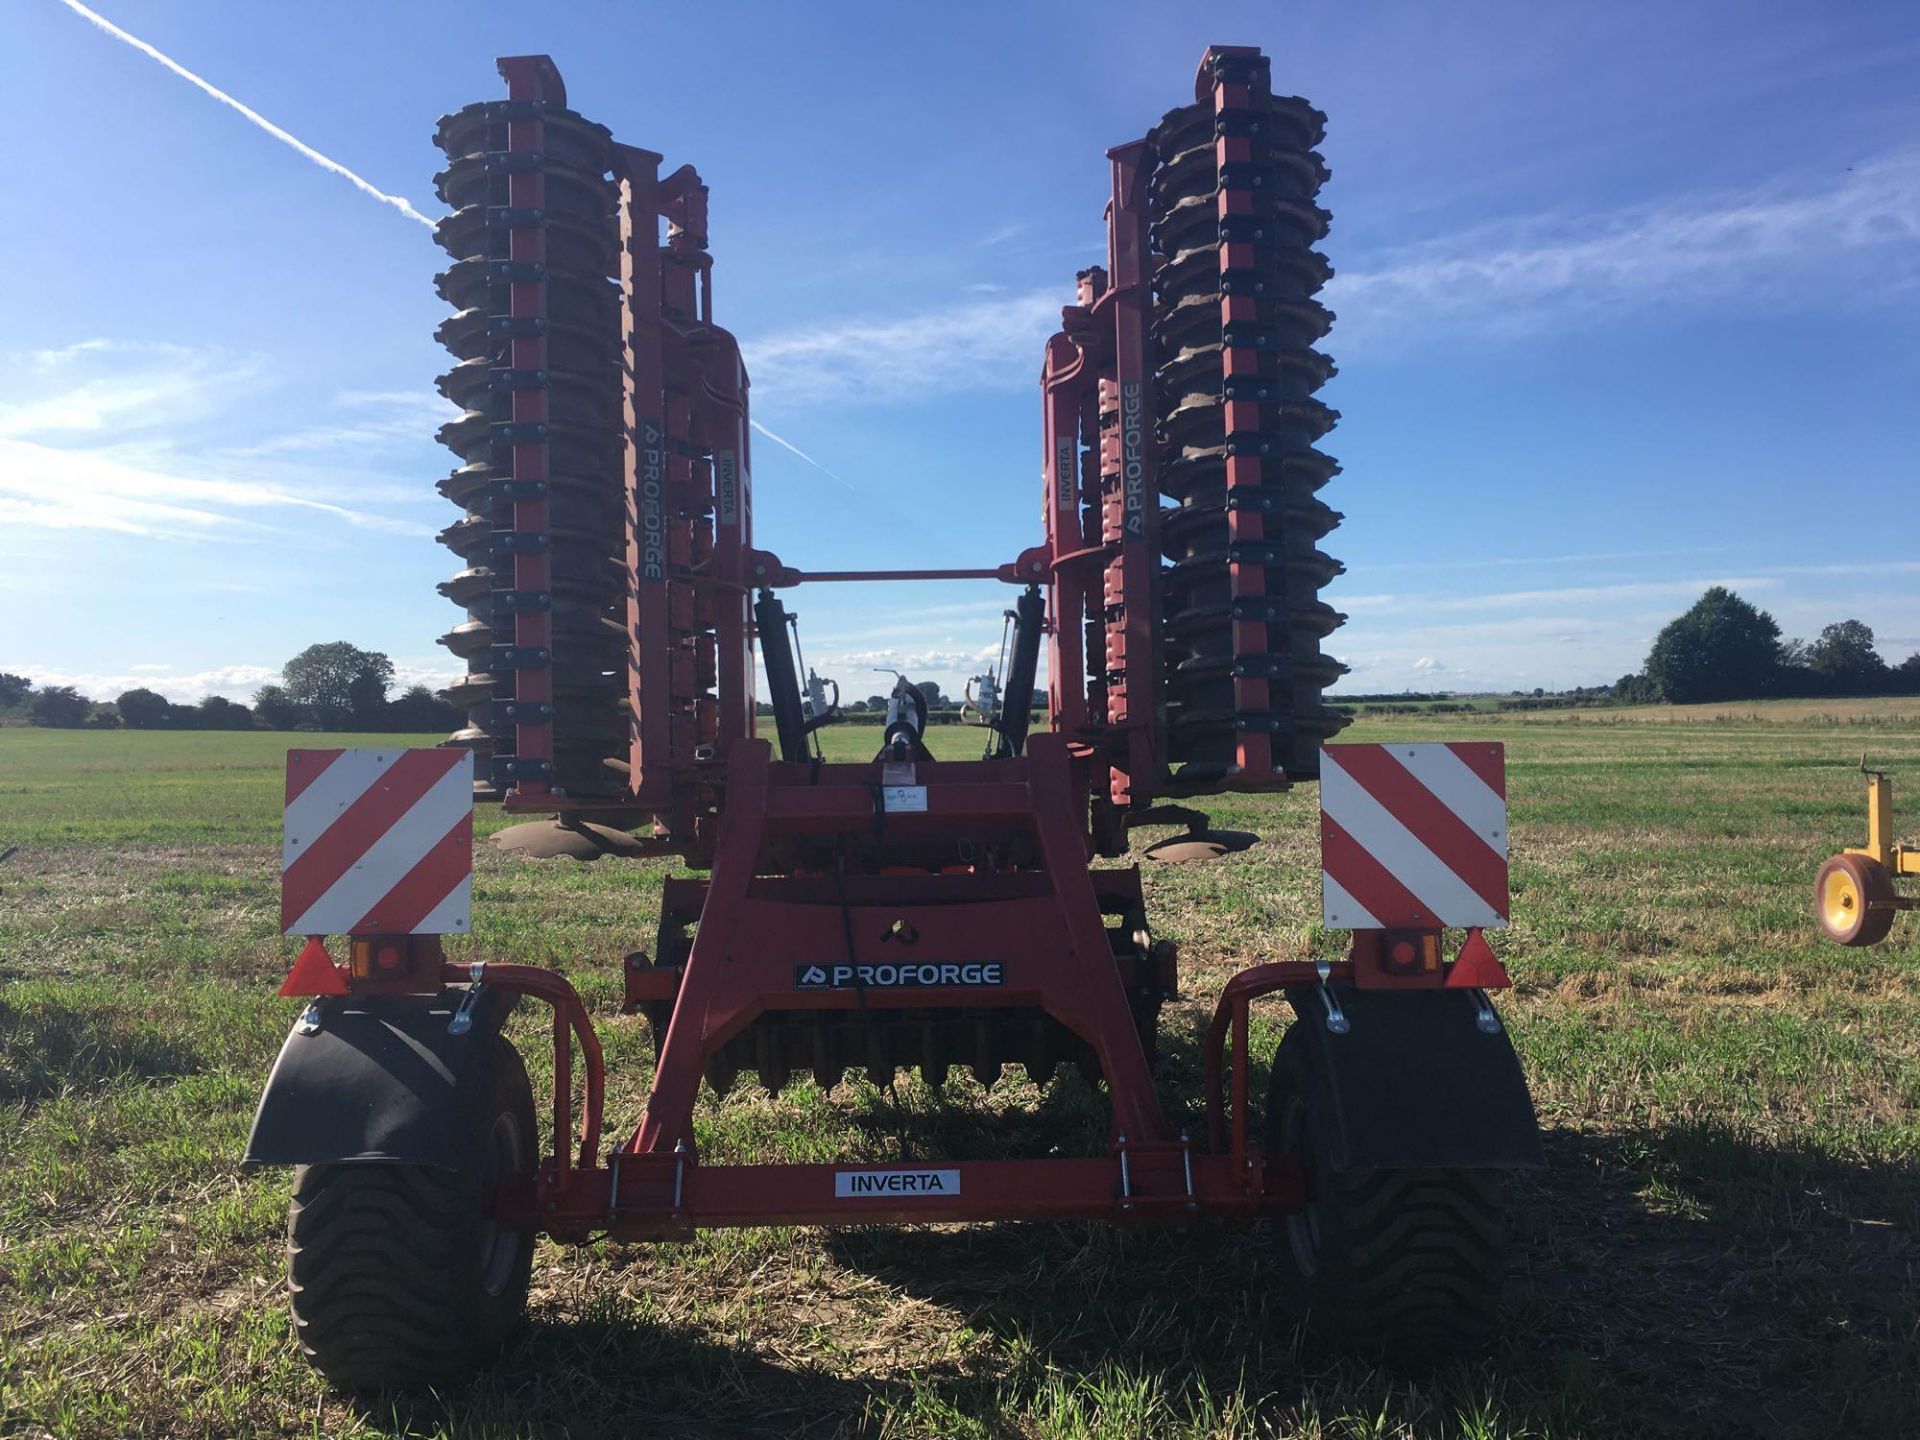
[18,596,1890,730]
[1614,588,1916,704]
[2,643,462,732]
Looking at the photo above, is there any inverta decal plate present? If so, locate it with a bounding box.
[835,1168,961,1197]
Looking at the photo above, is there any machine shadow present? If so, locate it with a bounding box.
[817,1122,1920,1439]
[359,1310,908,1440]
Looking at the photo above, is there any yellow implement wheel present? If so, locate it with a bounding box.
[1815,853,1896,947]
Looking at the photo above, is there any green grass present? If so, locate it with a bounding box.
[2,707,1918,1437]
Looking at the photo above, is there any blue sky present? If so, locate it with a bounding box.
[3,0,1916,705]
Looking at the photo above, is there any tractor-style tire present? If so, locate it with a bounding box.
[1266,1024,1506,1361]
[1815,852,1897,947]
[285,1034,537,1391]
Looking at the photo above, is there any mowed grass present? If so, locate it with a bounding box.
[1,708,1917,1438]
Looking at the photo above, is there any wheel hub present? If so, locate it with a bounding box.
[1821,869,1860,929]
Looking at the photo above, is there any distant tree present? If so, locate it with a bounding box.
[346,667,393,730]
[193,695,255,729]
[1805,619,1887,691]
[387,684,462,733]
[915,681,946,711]
[252,684,309,730]
[865,694,887,711]
[1612,672,1660,704]
[1643,587,1783,704]
[283,643,394,730]
[1892,654,1920,697]
[0,673,32,707]
[115,687,177,729]
[29,685,91,728]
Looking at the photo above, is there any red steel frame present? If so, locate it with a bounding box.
[497,50,1283,834]
[303,50,1517,1243]
[501,109,752,846]
[305,738,1506,1242]
[442,736,1364,1238]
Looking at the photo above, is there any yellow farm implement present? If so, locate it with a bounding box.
[1816,765,1915,946]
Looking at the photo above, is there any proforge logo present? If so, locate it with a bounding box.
[638,420,666,580]
[1120,380,1146,540]
[795,962,1006,989]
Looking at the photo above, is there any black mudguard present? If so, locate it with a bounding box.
[1282,984,1544,1171]
[243,988,518,1171]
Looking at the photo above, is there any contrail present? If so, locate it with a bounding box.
[53,0,434,228]
[750,419,857,493]
[55,4,865,506]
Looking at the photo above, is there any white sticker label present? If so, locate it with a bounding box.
[715,448,739,526]
[835,1168,961,1198]
[881,785,927,812]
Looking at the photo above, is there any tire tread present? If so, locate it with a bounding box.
[283,1034,535,1391]
[1268,1026,1510,1359]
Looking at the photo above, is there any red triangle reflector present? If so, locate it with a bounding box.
[279,936,348,997]
[1445,928,1511,990]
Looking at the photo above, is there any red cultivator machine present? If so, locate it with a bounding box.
[247,47,1542,1391]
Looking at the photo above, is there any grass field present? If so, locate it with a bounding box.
[2,707,1917,1438]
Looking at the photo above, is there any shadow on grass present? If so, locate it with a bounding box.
[1506,1124,1920,1438]
[352,1304,912,1440]
[322,1055,1917,1440]
[811,1122,1919,1439]
[0,986,205,1104]
[326,1117,1920,1440]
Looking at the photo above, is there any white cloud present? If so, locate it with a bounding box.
[742,151,1920,407]
[1333,575,1780,617]
[0,345,251,438]
[824,645,1002,674]
[0,344,436,540]
[1365,544,1729,574]
[12,656,466,705]
[973,223,1030,249]
[1333,149,1920,341]
[29,338,194,370]
[764,633,1017,704]
[743,290,1061,407]
[225,389,454,457]
[391,658,465,693]
[17,662,278,704]
[0,437,431,540]
[1329,560,1920,692]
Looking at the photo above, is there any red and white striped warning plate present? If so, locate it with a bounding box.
[281,749,475,936]
[1320,742,1508,930]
